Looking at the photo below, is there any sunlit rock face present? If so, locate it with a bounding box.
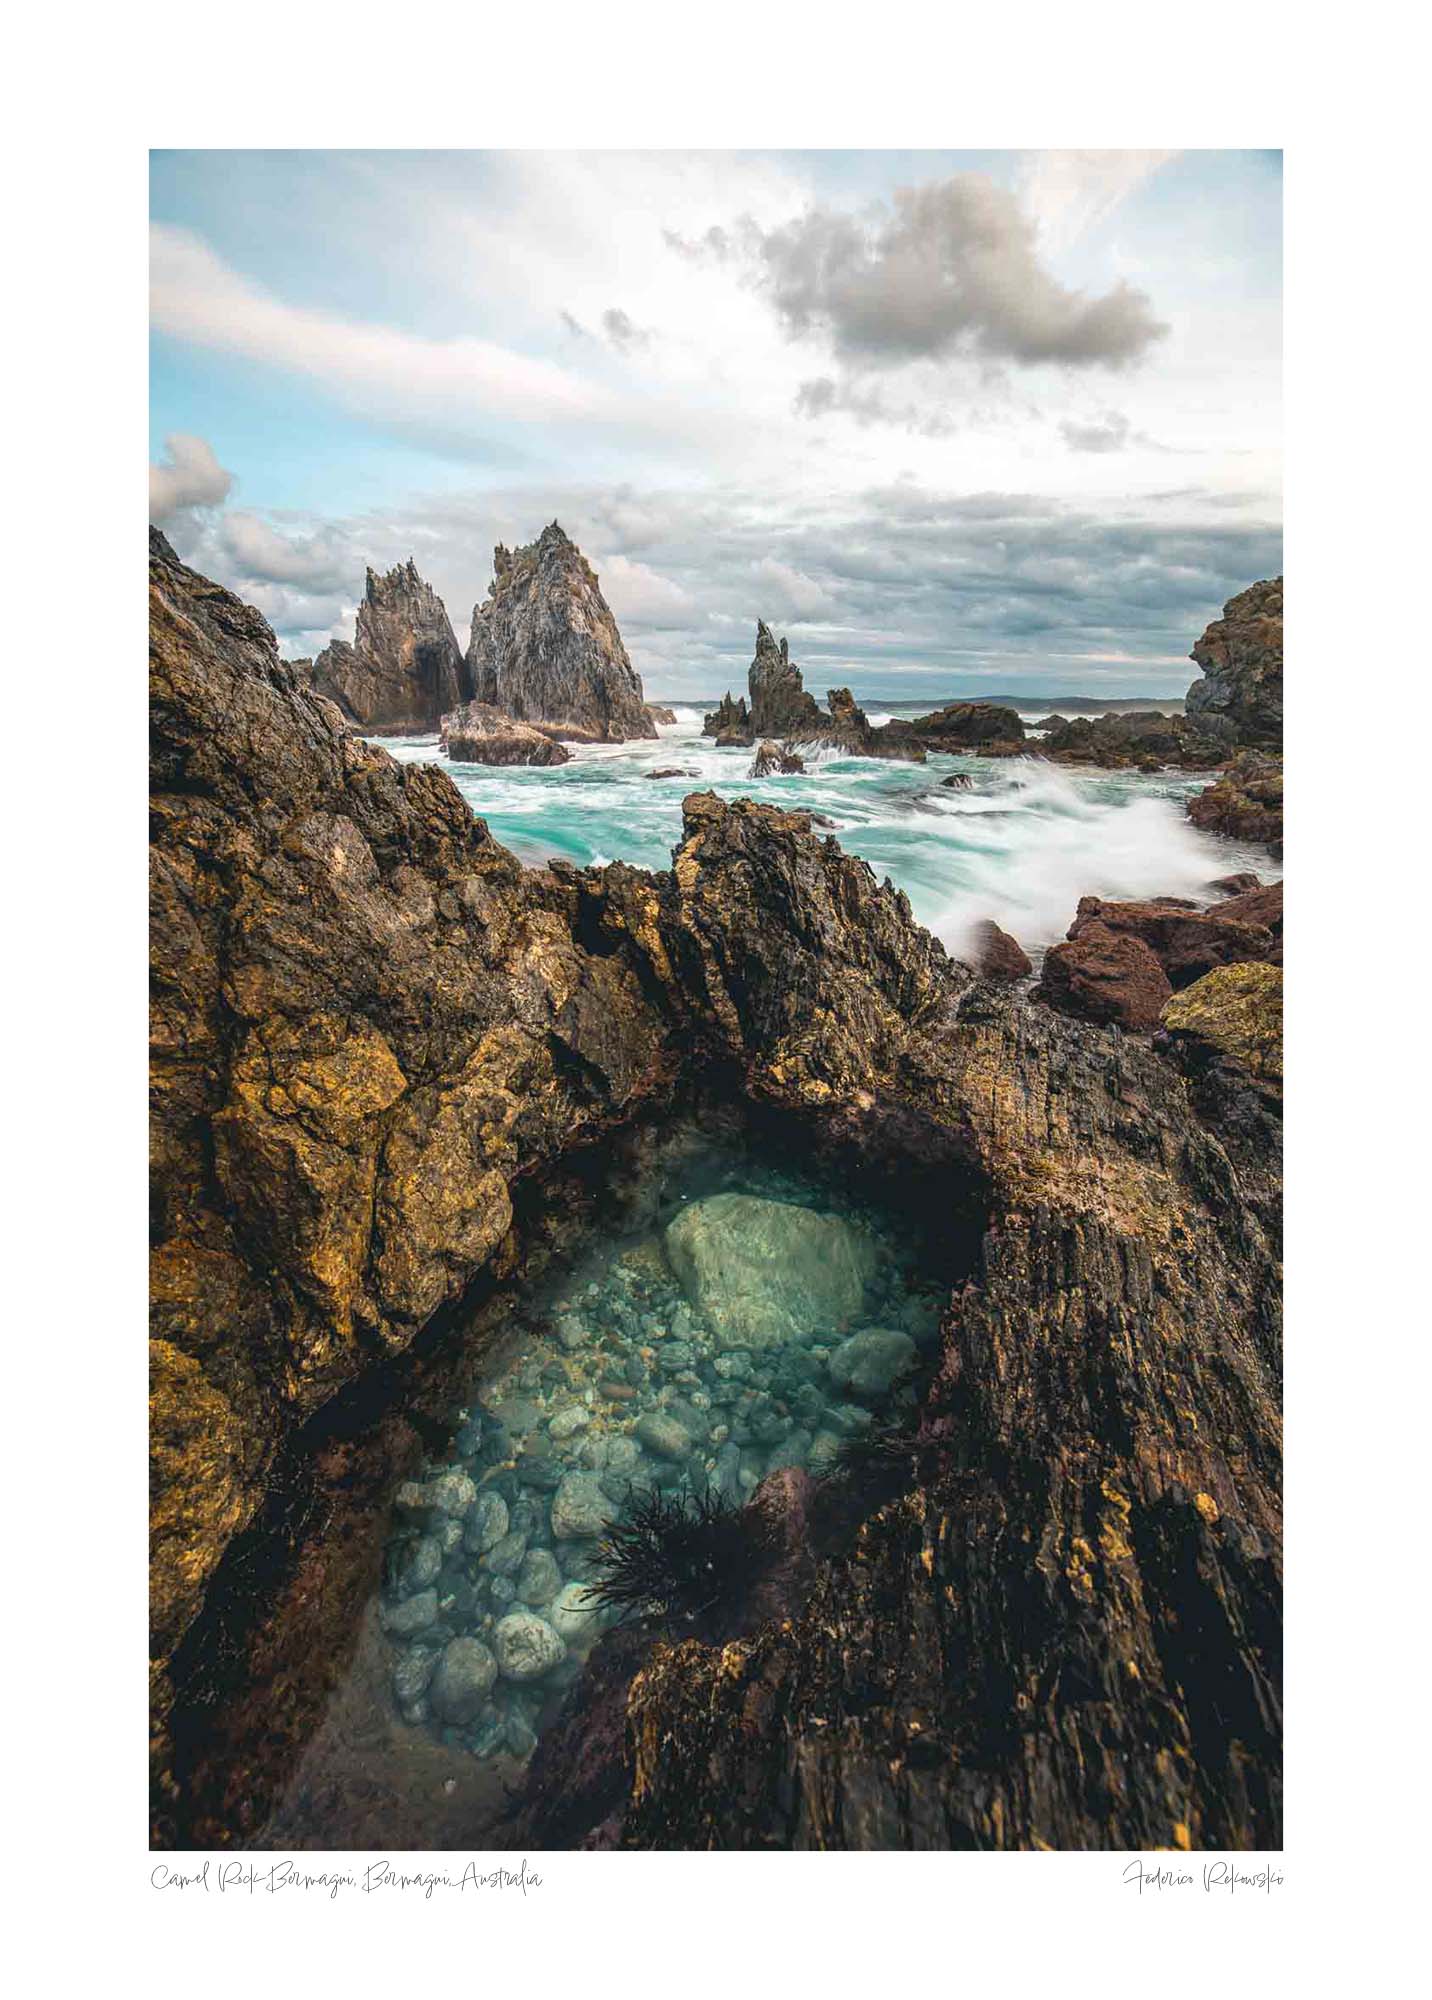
[466,523,656,743]
[311,559,470,730]
[664,1192,880,1348]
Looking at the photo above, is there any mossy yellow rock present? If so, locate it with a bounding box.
[1161,962,1282,1079]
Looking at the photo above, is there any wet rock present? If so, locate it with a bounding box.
[379,1589,438,1638]
[1187,753,1283,854]
[429,1637,498,1724]
[548,1404,591,1440]
[392,1647,438,1708]
[1209,872,1262,897]
[426,1471,478,1516]
[493,1612,567,1682]
[484,1530,529,1576]
[550,1471,619,1539]
[665,1193,878,1348]
[549,1580,602,1645]
[401,1535,443,1592]
[635,1412,692,1460]
[970,919,1032,981]
[516,1547,562,1607]
[463,1492,509,1556]
[1066,896,1276,990]
[828,1328,917,1399]
[750,740,805,778]
[439,700,572,767]
[1034,923,1173,1032]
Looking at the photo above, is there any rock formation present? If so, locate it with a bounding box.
[1063,893,1279,989]
[1187,752,1284,857]
[1034,923,1173,1030]
[748,620,824,737]
[152,534,1281,1852]
[750,740,805,777]
[466,523,655,742]
[880,702,1026,756]
[1035,709,1224,771]
[968,918,1032,981]
[1186,577,1283,747]
[310,559,470,731]
[439,699,571,767]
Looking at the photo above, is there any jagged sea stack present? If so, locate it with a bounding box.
[748,620,823,737]
[466,522,655,742]
[311,559,470,731]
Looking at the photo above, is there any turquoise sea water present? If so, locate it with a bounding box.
[379,707,1278,959]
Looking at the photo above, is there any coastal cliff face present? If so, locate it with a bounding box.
[311,560,470,730]
[150,528,668,1724]
[467,523,655,742]
[152,534,1281,1850]
[1186,578,1283,748]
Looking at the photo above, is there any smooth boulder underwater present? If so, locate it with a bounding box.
[664,1192,880,1349]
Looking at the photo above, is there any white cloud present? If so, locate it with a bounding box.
[219,510,350,589]
[1019,150,1181,255]
[751,555,837,619]
[149,433,233,522]
[150,223,620,435]
[595,552,697,628]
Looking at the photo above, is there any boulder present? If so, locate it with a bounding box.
[1067,896,1276,988]
[828,1328,918,1399]
[1187,753,1283,855]
[970,919,1032,981]
[467,523,655,742]
[550,1471,619,1540]
[493,1612,566,1682]
[1034,923,1173,1031]
[1160,963,1283,1083]
[439,700,571,766]
[749,740,805,777]
[310,559,469,731]
[665,1192,879,1349]
[429,1637,498,1723]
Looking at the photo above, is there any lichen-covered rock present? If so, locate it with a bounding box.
[1186,577,1283,747]
[1161,962,1283,1082]
[664,1193,879,1348]
[440,700,572,766]
[150,525,666,1705]
[467,523,655,742]
[152,538,1280,1854]
[310,559,469,730]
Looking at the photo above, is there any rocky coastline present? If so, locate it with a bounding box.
[151,529,1282,1851]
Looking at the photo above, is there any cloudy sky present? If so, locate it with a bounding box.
[149,149,1281,700]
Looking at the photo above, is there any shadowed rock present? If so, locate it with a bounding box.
[1186,577,1283,748]
[311,558,469,730]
